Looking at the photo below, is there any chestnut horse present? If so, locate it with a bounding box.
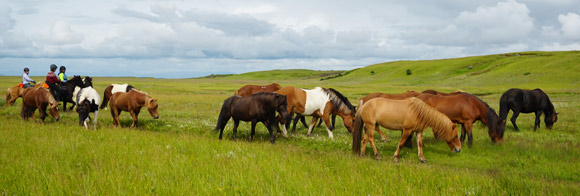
[109,89,159,128]
[215,92,289,144]
[415,92,503,147]
[100,84,136,109]
[421,89,463,96]
[275,86,356,139]
[352,97,461,163]
[21,87,60,123]
[235,83,281,97]
[5,83,42,106]
[499,88,558,132]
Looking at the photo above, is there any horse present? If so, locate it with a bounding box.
[75,85,101,130]
[421,89,463,96]
[20,87,60,123]
[274,86,356,139]
[100,84,136,109]
[5,83,43,106]
[51,75,85,112]
[499,88,558,132]
[414,92,503,147]
[215,92,289,144]
[356,90,422,143]
[234,83,281,97]
[352,97,461,163]
[109,89,159,128]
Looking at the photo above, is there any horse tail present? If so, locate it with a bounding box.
[100,86,111,109]
[352,106,364,155]
[498,92,509,120]
[215,96,235,131]
[5,88,11,105]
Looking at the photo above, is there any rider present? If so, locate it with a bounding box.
[22,67,36,88]
[46,64,63,100]
[58,66,68,82]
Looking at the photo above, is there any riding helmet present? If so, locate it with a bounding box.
[60,66,66,71]
[50,64,57,70]
[24,67,29,72]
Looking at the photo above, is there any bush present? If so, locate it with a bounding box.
[406,69,412,75]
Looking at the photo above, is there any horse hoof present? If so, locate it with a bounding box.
[419,159,427,163]
[374,154,381,160]
[283,134,289,138]
[393,158,399,163]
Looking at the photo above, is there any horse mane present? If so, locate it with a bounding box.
[407,97,454,141]
[130,89,149,96]
[251,92,278,102]
[42,88,58,108]
[327,88,356,114]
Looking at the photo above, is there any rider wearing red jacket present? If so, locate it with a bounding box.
[46,64,62,100]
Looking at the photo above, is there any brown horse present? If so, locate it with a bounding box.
[275,86,356,139]
[21,87,60,123]
[109,89,159,128]
[5,83,43,106]
[352,97,461,163]
[235,83,281,97]
[100,84,136,109]
[357,90,422,142]
[421,89,463,96]
[415,92,503,147]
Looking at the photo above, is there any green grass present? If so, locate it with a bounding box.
[1,51,579,195]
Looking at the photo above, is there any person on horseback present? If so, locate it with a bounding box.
[58,66,68,82]
[46,64,63,100]
[22,67,36,88]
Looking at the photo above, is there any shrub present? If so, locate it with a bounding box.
[406,69,412,75]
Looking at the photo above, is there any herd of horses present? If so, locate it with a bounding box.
[218,83,558,162]
[5,79,558,162]
[5,76,159,129]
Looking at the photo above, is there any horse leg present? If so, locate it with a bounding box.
[39,105,47,123]
[416,131,426,163]
[361,122,374,157]
[68,101,76,111]
[375,124,388,142]
[534,111,542,131]
[291,115,301,133]
[464,121,474,148]
[264,120,275,144]
[232,120,240,141]
[307,116,319,137]
[250,121,257,142]
[93,110,99,130]
[129,110,138,128]
[460,123,467,143]
[394,129,413,163]
[511,110,521,131]
[331,113,337,130]
[321,114,334,139]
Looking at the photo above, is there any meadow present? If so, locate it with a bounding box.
[1,51,579,195]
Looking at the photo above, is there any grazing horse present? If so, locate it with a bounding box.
[100,84,136,109]
[215,92,289,144]
[415,92,503,147]
[352,97,460,163]
[499,88,558,132]
[234,83,281,97]
[421,89,463,96]
[75,85,101,130]
[275,86,356,139]
[52,75,85,111]
[5,83,43,106]
[109,89,159,128]
[21,87,60,123]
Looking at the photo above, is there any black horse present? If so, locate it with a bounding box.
[49,75,85,111]
[499,88,558,132]
[215,92,289,144]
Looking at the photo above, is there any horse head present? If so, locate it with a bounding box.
[76,99,91,126]
[83,76,93,87]
[48,95,60,121]
[545,111,558,130]
[68,75,85,88]
[146,97,159,119]
[275,94,289,122]
[487,108,504,143]
[445,124,461,153]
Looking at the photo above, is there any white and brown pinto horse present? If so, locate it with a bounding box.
[100,84,136,110]
[75,82,101,130]
[275,86,356,139]
[352,97,461,163]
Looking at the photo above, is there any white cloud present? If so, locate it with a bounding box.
[558,12,580,40]
[47,20,84,45]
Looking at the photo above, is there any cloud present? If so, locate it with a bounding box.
[558,12,580,40]
[0,4,15,33]
[47,20,84,45]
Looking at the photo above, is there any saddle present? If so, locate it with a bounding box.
[18,83,23,88]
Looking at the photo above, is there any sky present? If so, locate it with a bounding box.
[1,0,579,78]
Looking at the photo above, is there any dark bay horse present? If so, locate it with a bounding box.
[352,97,461,163]
[109,89,159,128]
[100,84,135,109]
[415,92,503,147]
[499,88,558,131]
[275,86,356,139]
[52,75,85,111]
[234,83,281,97]
[21,87,60,123]
[215,92,289,144]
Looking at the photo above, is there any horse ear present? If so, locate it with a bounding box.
[452,123,457,130]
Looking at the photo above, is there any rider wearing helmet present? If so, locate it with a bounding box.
[58,66,68,82]
[46,64,63,100]
[22,67,36,88]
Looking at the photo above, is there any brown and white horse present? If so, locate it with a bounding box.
[234,83,281,97]
[352,97,461,163]
[274,86,356,139]
[21,87,60,123]
[100,84,135,109]
[109,89,159,128]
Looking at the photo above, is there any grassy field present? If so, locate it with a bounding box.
[1,51,579,195]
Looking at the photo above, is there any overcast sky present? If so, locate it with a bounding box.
[1,0,579,78]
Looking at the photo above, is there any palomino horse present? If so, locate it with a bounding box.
[415,92,503,147]
[357,90,422,143]
[21,87,60,123]
[5,83,43,106]
[275,86,356,139]
[499,88,558,132]
[109,89,159,128]
[100,84,135,109]
[75,85,101,130]
[234,83,281,97]
[352,97,461,163]
[215,92,289,144]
